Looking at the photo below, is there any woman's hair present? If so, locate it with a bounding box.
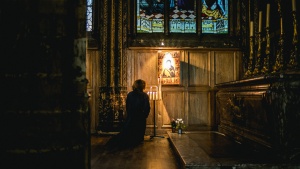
[132,79,146,91]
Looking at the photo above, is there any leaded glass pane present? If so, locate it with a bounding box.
[169,0,196,33]
[137,0,165,33]
[201,0,228,34]
[86,0,93,31]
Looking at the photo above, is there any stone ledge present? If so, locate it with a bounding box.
[167,131,300,169]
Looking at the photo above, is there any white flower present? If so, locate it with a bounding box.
[175,118,185,129]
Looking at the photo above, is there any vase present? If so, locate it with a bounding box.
[172,127,176,133]
[178,128,182,134]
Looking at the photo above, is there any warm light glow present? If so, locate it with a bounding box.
[258,11,262,33]
[148,86,158,100]
[292,0,296,11]
[158,51,180,85]
[162,53,175,77]
[266,4,270,28]
[280,18,283,34]
[250,21,253,36]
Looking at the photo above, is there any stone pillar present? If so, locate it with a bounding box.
[0,0,89,168]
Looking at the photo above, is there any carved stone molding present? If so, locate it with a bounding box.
[216,73,300,162]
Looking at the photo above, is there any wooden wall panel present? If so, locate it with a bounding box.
[135,51,158,87]
[188,92,209,125]
[189,52,210,86]
[215,51,235,84]
[125,48,240,132]
[161,91,185,126]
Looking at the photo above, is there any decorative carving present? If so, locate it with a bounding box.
[241,0,248,75]
[261,27,270,74]
[100,0,108,87]
[272,31,285,73]
[120,0,128,101]
[253,32,262,75]
[288,10,299,70]
[98,87,127,132]
[244,36,254,77]
[227,95,246,124]
[97,1,128,132]
[217,74,300,162]
[272,0,285,73]
[266,79,300,161]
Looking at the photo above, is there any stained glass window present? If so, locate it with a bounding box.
[136,0,229,34]
[169,0,196,33]
[201,0,228,34]
[137,0,165,33]
[86,0,93,31]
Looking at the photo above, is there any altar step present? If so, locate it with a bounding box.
[168,131,300,169]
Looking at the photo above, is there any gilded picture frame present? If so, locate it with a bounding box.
[158,51,180,85]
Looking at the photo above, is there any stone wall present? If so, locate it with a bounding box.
[0,0,89,168]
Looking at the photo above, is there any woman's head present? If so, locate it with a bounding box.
[132,79,146,91]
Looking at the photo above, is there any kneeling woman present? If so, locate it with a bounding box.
[106,79,150,149]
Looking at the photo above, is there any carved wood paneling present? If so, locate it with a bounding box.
[215,51,236,84]
[161,91,185,126]
[135,51,158,86]
[216,75,300,161]
[217,89,272,147]
[127,49,240,132]
[189,52,210,86]
[127,49,238,129]
[188,92,209,126]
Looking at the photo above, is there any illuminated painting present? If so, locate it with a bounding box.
[158,51,180,85]
[201,0,228,34]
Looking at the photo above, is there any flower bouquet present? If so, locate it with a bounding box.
[176,118,185,129]
[171,118,186,134]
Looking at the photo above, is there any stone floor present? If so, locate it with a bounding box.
[91,133,181,169]
[168,131,300,169]
[91,130,300,169]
